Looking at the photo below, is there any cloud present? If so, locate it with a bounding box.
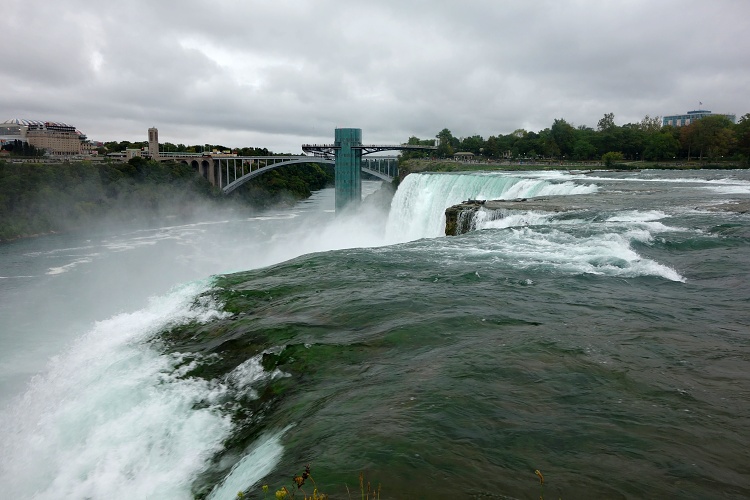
[2,0,748,152]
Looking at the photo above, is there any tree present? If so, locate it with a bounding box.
[639,115,662,133]
[572,125,597,161]
[734,113,750,163]
[550,118,576,158]
[643,132,680,161]
[681,116,734,161]
[2,140,45,157]
[436,128,455,157]
[401,136,435,160]
[459,135,485,155]
[597,112,616,132]
[572,138,596,160]
[619,124,645,160]
[514,131,539,158]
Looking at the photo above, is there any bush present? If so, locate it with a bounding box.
[602,151,625,168]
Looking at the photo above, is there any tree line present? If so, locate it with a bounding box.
[0,157,333,242]
[99,141,271,157]
[402,112,750,165]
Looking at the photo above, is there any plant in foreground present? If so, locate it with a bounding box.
[254,465,383,500]
[252,464,548,498]
[255,464,328,500]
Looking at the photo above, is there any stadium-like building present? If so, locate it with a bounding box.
[0,119,91,156]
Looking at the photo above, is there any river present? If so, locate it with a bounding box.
[1,171,749,499]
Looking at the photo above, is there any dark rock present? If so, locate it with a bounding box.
[444,197,578,236]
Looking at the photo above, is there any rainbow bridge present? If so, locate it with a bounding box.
[157,128,435,212]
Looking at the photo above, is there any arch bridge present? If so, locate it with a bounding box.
[156,153,398,195]
[157,128,434,212]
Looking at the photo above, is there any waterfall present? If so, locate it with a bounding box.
[385,171,597,241]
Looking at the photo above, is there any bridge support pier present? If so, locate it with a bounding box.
[334,128,362,212]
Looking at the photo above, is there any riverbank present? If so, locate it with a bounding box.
[0,158,333,243]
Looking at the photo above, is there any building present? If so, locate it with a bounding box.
[453,152,475,161]
[0,120,27,149]
[662,110,736,128]
[0,119,91,156]
[148,127,159,160]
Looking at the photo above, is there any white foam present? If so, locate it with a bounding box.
[468,223,686,282]
[45,257,94,275]
[703,178,750,193]
[474,210,554,230]
[385,172,598,242]
[0,281,238,500]
[224,353,289,398]
[207,426,292,500]
[606,210,668,223]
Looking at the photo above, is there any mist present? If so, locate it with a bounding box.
[0,180,398,402]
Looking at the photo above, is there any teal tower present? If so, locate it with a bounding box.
[334,128,362,212]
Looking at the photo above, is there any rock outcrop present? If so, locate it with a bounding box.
[444,197,572,236]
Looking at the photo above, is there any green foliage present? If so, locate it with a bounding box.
[602,151,625,167]
[0,155,338,242]
[103,140,147,153]
[639,114,662,133]
[230,163,333,209]
[597,112,616,132]
[0,159,216,241]
[252,465,330,500]
[399,136,435,161]
[253,466,385,500]
[643,132,680,161]
[436,128,455,158]
[409,110,746,164]
[1,140,46,157]
[572,138,597,160]
[550,118,576,158]
[680,115,735,161]
[458,134,485,155]
[735,113,750,165]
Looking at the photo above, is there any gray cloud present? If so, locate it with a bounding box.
[2,0,748,152]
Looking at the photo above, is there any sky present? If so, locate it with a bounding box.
[2,0,749,153]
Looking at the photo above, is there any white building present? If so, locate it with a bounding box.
[662,110,736,127]
[0,119,91,156]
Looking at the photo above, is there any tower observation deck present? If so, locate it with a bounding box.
[302,128,435,212]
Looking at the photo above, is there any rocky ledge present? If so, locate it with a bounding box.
[706,200,750,214]
[444,197,579,236]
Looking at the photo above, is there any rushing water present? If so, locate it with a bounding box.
[1,171,749,499]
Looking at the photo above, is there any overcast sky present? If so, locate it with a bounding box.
[3,0,748,153]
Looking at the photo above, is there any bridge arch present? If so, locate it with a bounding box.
[222,158,335,194]
[221,156,399,194]
[360,167,393,182]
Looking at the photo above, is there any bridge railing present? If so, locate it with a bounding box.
[219,155,400,193]
[157,152,204,157]
[216,156,311,188]
[361,156,399,180]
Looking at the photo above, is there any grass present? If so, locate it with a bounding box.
[236,464,555,499]
[243,465,382,500]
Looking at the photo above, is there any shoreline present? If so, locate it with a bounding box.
[0,230,62,245]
